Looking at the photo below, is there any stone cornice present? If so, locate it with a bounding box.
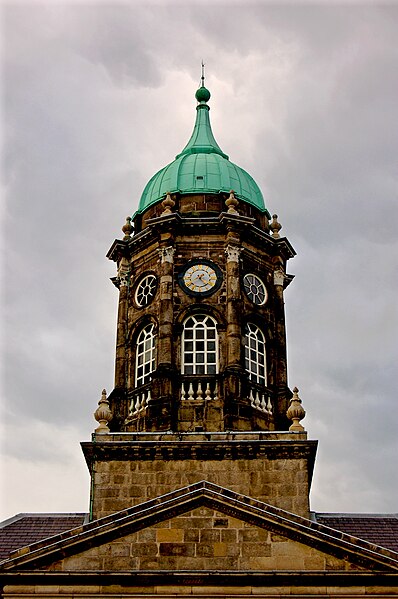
[81,437,318,482]
[1,570,398,586]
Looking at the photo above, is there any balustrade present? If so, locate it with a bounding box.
[180,377,219,402]
[248,383,273,416]
[128,385,151,418]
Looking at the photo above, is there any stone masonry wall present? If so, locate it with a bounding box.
[92,456,310,520]
[50,507,361,573]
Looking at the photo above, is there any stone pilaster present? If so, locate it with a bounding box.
[148,242,176,431]
[114,256,130,390]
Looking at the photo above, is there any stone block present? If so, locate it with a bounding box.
[225,542,241,556]
[130,542,158,557]
[228,517,244,528]
[159,542,194,557]
[137,528,157,542]
[110,543,130,557]
[221,529,238,543]
[196,543,214,557]
[213,542,227,556]
[242,542,271,557]
[184,529,199,542]
[112,474,126,484]
[200,529,220,542]
[156,528,184,542]
[239,528,270,542]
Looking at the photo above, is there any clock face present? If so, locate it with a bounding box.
[135,274,157,307]
[179,260,222,297]
[243,273,267,305]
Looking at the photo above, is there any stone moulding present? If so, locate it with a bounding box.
[81,438,318,465]
[2,481,398,575]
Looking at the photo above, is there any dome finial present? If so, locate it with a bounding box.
[195,61,210,103]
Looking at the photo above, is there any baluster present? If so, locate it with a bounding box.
[197,381,203,401]
[205,382,211,400]
[267,396,273,415]
[254,391,260,409]
[147,388,151,404]
[181,383,186,401]
[261,394,267,412]
[188,382,194,400]
[249,389,255,407]
[134,395,140,413]
[128,397,134,416]
[213,381,218,402]
[140,392,146,411]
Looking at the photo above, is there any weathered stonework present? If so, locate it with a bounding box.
[82,432,316,520]
[49,507,365,573]
[2,482,398,595]
[106,198,296,434]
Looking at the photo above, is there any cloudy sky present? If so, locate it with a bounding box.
[1,1,397,522]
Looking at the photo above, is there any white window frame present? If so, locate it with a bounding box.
[244,322,266,385]
[135,323,156,387]
[182,314,218,375]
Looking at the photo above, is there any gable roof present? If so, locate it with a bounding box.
[1,481,398,574]
[314,513,398,553]
[0,513,87,561]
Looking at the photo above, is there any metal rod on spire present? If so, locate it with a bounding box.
[201,60,205,87]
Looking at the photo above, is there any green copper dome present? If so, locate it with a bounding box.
[137,85,268,215]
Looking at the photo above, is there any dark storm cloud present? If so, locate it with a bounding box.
[1,1,397,518]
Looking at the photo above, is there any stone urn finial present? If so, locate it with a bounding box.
[225,190,239,215]
[161,192,175,216]
[94,389,112,434]
[286,387,306,432]
[271,214,282,238]
[122,216,133,241]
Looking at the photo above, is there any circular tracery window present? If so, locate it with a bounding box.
[243,273,267,305]
[135,274,157,307]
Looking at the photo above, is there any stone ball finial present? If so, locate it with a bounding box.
[225,190,239,215]
[122,216,133,241]
[286,387,306,432]
[161,192,175,216]
[94,389,112,434]
[271,214,282,238]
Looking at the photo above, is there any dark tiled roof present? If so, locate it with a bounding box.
[314,513,398,553]
[0,513,87,560]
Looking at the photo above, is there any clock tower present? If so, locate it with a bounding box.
[83,79,317,521]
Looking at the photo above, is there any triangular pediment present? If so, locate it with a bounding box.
[2,481,398,575]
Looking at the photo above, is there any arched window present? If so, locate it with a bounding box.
[135,323,156,387]
[182,315,218,375]
[244,323,266,385]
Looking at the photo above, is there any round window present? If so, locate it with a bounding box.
[243,273,267,305]
[135,274,157,307]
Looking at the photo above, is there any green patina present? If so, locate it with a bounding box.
[137,85,268,215]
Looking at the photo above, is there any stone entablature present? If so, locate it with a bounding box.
[82,432,316,520]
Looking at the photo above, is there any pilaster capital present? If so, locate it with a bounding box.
[117,256,131,287]
[225,244,241,263]
[158,246,175,264]
[273,268,285,287]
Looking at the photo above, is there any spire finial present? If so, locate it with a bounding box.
[201,60,205,87]
[195,62,210,104]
